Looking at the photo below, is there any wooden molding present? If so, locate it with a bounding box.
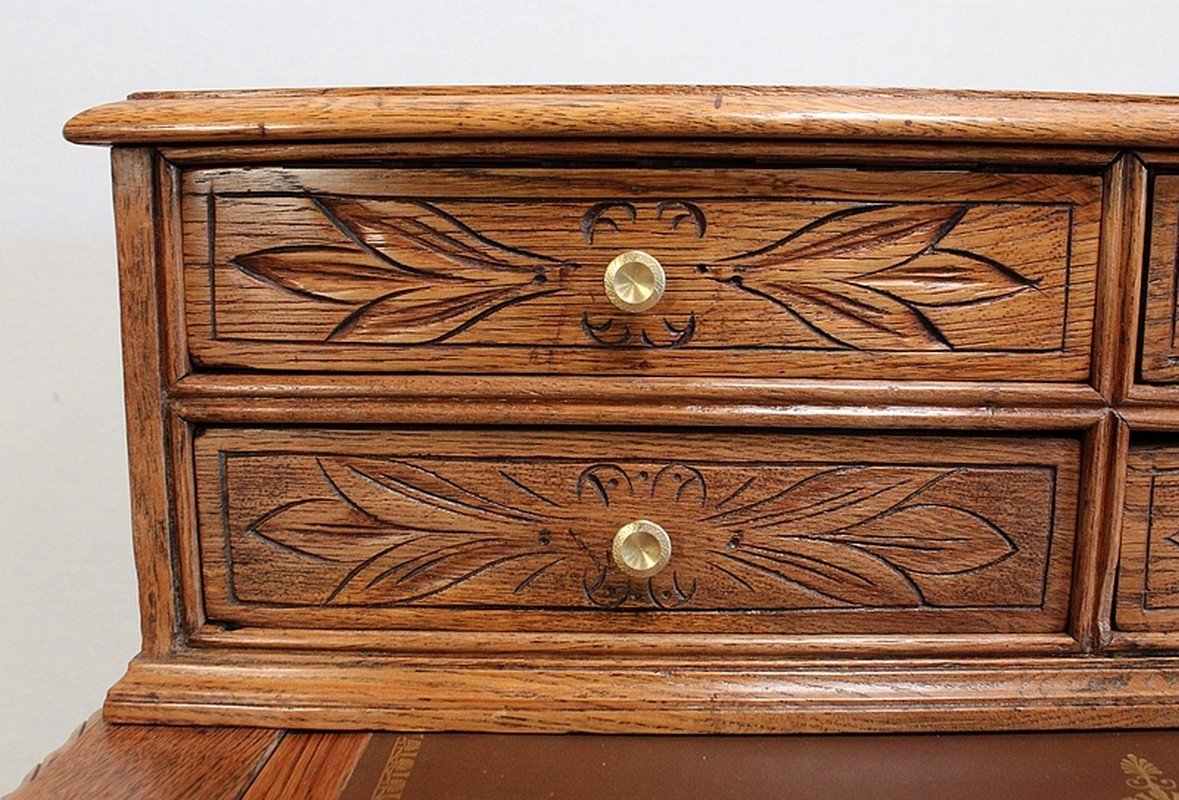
[65,86,1179,147]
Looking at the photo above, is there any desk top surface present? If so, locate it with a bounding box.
[63,85,1179,147]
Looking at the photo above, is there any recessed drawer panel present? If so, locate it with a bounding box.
[195,428,1079,636]
[1116,440,1179,631]
[1141,175,1179,382]
[181,167,1100,380]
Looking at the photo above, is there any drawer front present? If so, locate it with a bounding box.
[195,428,1079,636]
[1117,441,1179,631]
[181,167,1100,380]
[1141,175,1179,382]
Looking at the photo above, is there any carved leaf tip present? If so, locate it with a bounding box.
[854,249,1039,308]
[230,245,411,304]
[833,503,1017,576]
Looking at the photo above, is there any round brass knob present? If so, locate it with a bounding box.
[603,250,665,313]
[612,520,672,579]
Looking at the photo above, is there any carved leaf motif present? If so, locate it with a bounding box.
[719,204,1037,350]
[244,458,584,605]
[327,284,560,343]
[228,196,572,343]
[726,205,965,277]
[827,504,1017,575]
[713,467,1016,603]
[325,534,566,606]
[248,497,396,561]
[717,538,923,606]
[230,245,421,304]
[757,280,947,348]
[855,250,1039,307]
[318,458,558,531]
[314,196,567,277]
[706,467,942,535]
[237,460,1027,609]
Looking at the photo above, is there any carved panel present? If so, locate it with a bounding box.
[1117,441,1179,631]
[1141,176,1179,382]
[181,167,1100,379]
[195,429,1079,635]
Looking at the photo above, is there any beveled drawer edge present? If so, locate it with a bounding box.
[1106,631,1179,650]
[189,625,1082,659]
[154,139,1126,169]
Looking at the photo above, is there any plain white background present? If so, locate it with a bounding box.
[4,0,1179,790]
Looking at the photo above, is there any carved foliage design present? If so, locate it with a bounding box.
[224,194,1046,351]
[222,455,1049,611]
[230,197,572,344]
[709,203,1039,350]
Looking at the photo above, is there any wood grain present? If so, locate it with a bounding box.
[1094,155,1148,403]
[155,137,1122,169]
[181,166,1100,380]
[194,427,1078,637]
[111,148,180,656]
[1115,438,1179,633]
[102,656,1179,734]
[1139,175,1179,384]
[61,85,1179,147]
[167,374,1108,430]
[4,712,280,799]
[242,732,372,800]
[57,85,1179,733]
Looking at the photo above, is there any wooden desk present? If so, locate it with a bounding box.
[63,87,1179,733]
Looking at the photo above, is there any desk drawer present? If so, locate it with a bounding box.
[1116,440,1179,632]
[181,167,1100,381]
[194,428,1079,638]
[1141,175,1179,382]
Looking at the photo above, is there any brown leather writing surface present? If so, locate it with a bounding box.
[11,716,1179,800]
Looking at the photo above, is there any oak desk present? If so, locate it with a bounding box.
[62,86,1179,732]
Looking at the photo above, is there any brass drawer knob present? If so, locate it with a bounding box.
[603,250,665,313]
[612,520,672,579]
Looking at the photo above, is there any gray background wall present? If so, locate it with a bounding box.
[3,0,1179,790]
